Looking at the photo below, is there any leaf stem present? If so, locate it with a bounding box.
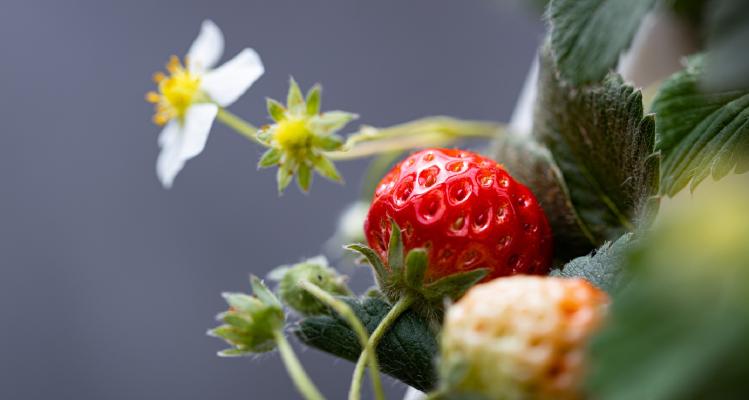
[273,329,326,400]
[348,295,417,400]
[215,107,268,147]
[299,281,385,400]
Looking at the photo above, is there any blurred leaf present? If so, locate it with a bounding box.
[587,180,749,400]
[550,233,634,293]
[548,0,656,85]
[491,133,595,262]
[653,55,749,196]
[305,84,322,116]
[534,48,660,243]
[293,296,439,392]
[703,0,749,91]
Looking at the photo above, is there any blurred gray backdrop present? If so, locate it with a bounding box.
[0,0,542,398]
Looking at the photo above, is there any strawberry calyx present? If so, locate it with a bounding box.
[348,219,488,317]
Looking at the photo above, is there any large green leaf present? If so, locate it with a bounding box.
[653,55,749,196]
[490,134,596,262]
[586,181,749,400]
[534,48,660,244]
[293,296,438,392]
[548,0,656,85]
[550,233,633,293]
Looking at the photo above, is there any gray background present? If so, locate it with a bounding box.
[0,1,542,398]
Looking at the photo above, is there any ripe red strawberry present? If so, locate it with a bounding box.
[365,148,552,282]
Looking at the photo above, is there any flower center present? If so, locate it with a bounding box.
[274,118,312,150]
[146,55,202,125]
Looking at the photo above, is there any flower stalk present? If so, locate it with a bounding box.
[299,281,385,400]
[348,295,416,400]
[273,329,326,400]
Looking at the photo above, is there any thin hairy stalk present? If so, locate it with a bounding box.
[216,108,267,146]
[299,281,385,400]
[273,329,326,400]
[348,295,416,400]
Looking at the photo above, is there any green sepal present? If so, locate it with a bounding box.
[249,275,282,308]
[387,219,404,276]
[422,269,489,301]
[258,148,282,168]
[305,84,322,116]
[404,248,428,289]
[276,163,294,194]
[311,134,344,151]
[266,98,286,122]
[308,111,358,135]
[286,77,305,114]
[347,220,488,318]
[297,162,312,192]
[346,243,387,286]
[312,155,342,182]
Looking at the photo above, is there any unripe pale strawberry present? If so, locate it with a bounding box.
[440,276,609,400]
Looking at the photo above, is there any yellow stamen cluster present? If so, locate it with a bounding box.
[274,118,313,151]
[146,55,202,125]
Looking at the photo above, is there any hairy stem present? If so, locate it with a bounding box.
[273,329,326,400]
[348,295,416,400]
[216,108,267,146]
[299,281,385,400]
[327,117,503,161]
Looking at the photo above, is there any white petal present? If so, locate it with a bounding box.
[187,20,225,73]
[201,48,264,107]
[155,104,218,188]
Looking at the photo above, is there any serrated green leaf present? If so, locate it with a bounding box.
[266,98,286,122]
[548,0,656,85]
[490,133,595,262]
[404,249,428,288]
[311,155,342,182]
[534,47,660,243]
[297,162,312,192]
[293,296,438,392]
[387,219,404,273]
[221,292,262,313]
[653,55,749,196]
[422,269,488,301]
[286,77,305,114]
[550,233,634,293]
[346,244,387,284]
[257,148,282,168]
[305,84,322,116]
[308,111,357,135]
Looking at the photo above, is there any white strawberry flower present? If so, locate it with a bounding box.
[146,20,264,188]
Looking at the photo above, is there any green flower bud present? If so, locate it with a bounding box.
[209,276,285,356]
[273,256,351,316]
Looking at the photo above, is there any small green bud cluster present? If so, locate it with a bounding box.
[257,78,358,193]
[209,276,285,356]
[271,256,351,316]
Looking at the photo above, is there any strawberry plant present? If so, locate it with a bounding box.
[148,1,749,399]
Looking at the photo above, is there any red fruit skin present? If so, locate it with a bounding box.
[365,148,553,282]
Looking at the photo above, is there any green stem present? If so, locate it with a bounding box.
[299,282,385,400]
[327,117,502,161]
[348,295,416,400]
[273,329,326,400]
[216,108,267,147]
